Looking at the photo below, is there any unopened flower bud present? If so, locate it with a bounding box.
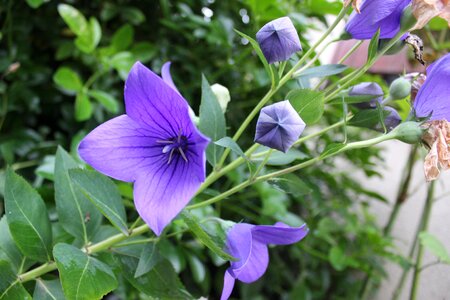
[390,121,424,144]
[349,82,384,109]
[211,83,231,113]
[389,77,412,100]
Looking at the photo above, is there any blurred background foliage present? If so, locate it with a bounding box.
[0,0,443,299]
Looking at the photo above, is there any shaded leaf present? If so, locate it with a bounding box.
[88,90,119,114]
[69,169,128,235]
[0,216,23,272]
[294,64,348,79]
[135,243,163,278]
[0,260,32,300]
[74,92,93,122]
[33,279,65,300]
[419,232,450,263]
[111,24,134,52]
[57,4,87,36]
[4,169,52,262]
[320,143,346,159]
[252,147,308,166]
[348,109,389,129]
[287,89,324,125]
[215,137,248,161]
[368,28,380,62]
[53,67,83,92]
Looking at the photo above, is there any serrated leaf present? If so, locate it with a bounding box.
[53,243,118,300]
[74,91,93,121]
[419,232,450,263]
[53,67,83,92]
[287,89,324,125]
[0,216,23,272]
[199,75,226,166]
[234,29,274,85]
[135,243,163,278]
[33,279,65,300]
[294,64,348,79]
[181,212,235,261]
[4,169,52,262]
[0,260,32,300]
[69,169,128,235]
[111,24,134,52]
[88,90,119,113]
[55,147,102,244]
[368,28,380,62]
[320,143,346,159]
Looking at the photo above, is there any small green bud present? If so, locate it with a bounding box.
[391,121,424,144]
[211,83,231,113]
[389,77,412,100]
[400,5,417,32]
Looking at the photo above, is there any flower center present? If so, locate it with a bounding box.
[156,130,189,164]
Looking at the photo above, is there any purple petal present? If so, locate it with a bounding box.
[383,106,402,131]
[226,223,253,270]
[161,62,180,95]
[78,115,161,182]
[124,62,191,138]
[220,270,236,300]
[254,100,306,152]
[256,17,302,64]
[252,222,309,245]
[345,0,411,39]
[414,54,450,121]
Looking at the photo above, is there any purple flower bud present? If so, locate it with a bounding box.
[414,53,450,121]
[345,0,412,40]
[379,106,402,132]
[256,17,302,64]
[254,100,306,153]
[349,82,384,109]
[220,222,308,300]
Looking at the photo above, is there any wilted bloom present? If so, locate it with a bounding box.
[349,82,384,109]
[254,100,306,152]
[211,83,231,113]
[344,0,363,12]
[406,73,426,102]
[411,0,450,30]
[221,222,309,300]
[413,53,450,181]
[79,62,210,235]
[345,0,412,39]
[256,17,302,64]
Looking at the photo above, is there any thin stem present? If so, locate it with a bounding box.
[409,181,436,300]
[252,149,273,178]
[339,40,364,64]
[215,6,351,169]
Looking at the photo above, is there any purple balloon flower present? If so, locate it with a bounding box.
[220,222,309,300]
[78,62,210,235]
[256,16,302,64]
[414,53,450,121]
[254,100,306,153]
[349,82,384,109]
[345,0,411,39]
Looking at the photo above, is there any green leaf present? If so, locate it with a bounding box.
[234,29,273,85]
[287,89,324,125]
[69,169,128,235]
[55,147,102,244]
[328,94,381,105]
[74,91,93,121]
[57,4,87,36]
[320,143,346,159]
[348,108,389,129]
[187,254,206,284]
[368,28,380,62]
[26,0,45,9]
[199,75,226,166]
[329,246,349,271]
[75,17,101,53]
[53,67,83,92]
[130,42,157,63]
[88,90,119,113]
[135,243,163,278]
[33,279,65,300]
[0,260,32,300]
[215,137,248,161]
[181,212,235,261]
[252,147,308,166]
[110,52,135,80]
[269,174,312,197]
[0,216,23,272]
[4,169,52,262]
[294,64,348,79]
[35,155,55,181]
[118,253,193,299]
[54,243,118,300]
[419,232,450,263]
[111,24,134,52]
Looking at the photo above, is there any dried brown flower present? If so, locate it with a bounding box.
[422,120,450,181]
[411,0,450,30]
[343,0,363,13]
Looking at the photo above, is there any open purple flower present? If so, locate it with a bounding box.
[221,222,309,300]
[78,62,210,235]
[254,100,306,153]
[256,17,302,64]
[349,82,384,109]
[414,53,450,121]
[345,0,411,39]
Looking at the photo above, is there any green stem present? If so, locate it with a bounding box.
[409,181,436,300]
[215,6,351,169]
[252,149,273,178]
